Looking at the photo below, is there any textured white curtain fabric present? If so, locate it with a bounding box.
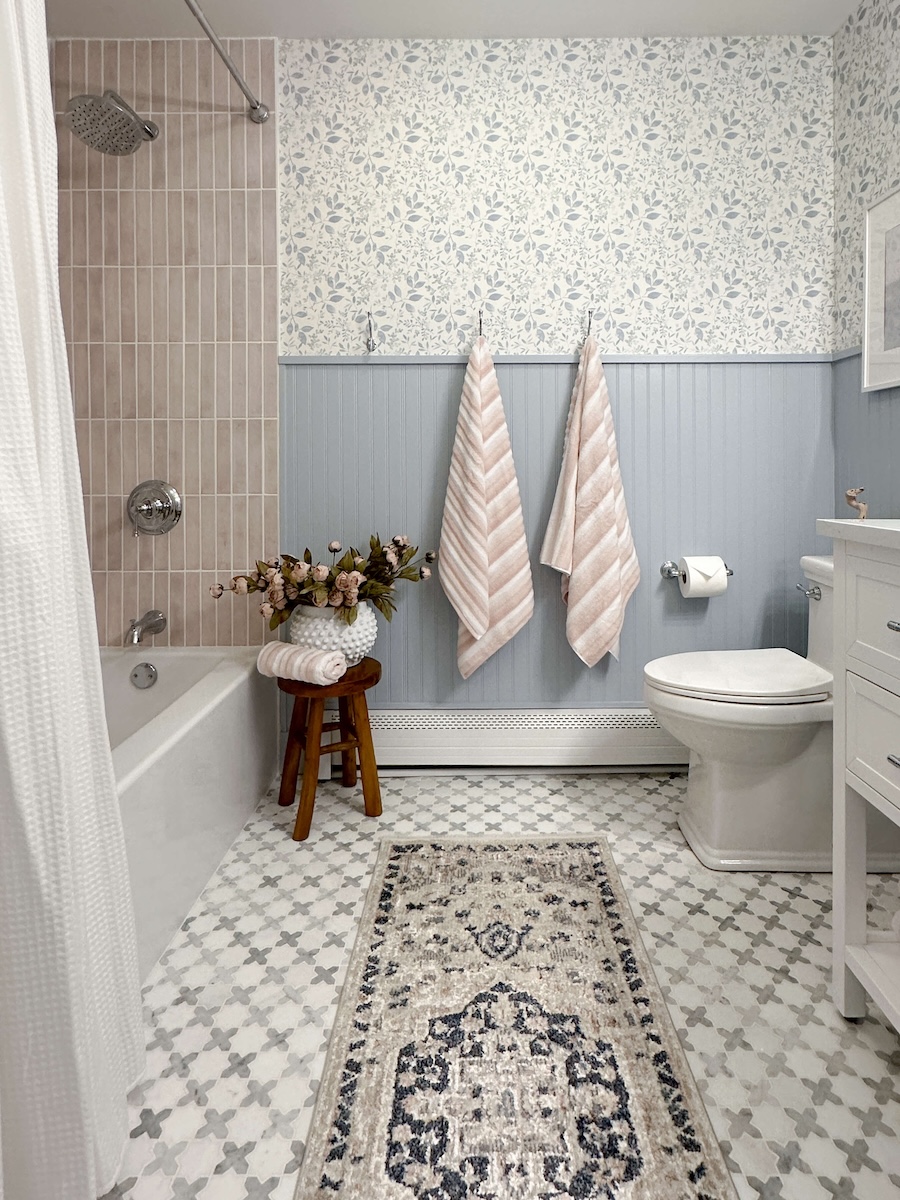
[0,2,144,1197]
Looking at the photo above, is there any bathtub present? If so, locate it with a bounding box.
[101,647,278,981]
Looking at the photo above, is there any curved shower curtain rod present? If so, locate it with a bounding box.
[183,0,269,123]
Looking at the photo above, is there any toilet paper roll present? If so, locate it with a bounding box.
[678,555,728,598]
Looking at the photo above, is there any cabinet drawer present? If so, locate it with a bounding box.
[846,553,900,685]
[847,672,900,812]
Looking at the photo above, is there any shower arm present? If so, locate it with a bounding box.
[182,0,269,123]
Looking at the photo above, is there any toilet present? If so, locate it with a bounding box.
[644,555,900,871]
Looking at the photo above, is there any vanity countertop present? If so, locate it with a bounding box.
[817,518,900,550]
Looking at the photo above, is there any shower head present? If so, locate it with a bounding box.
[63,90,159,156]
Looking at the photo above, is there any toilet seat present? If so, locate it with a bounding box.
[643,648,832,705]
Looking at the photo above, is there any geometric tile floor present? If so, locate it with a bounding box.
[103,771,900,1200]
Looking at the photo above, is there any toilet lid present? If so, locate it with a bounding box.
[644,648,832,704]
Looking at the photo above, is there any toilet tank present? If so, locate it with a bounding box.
[800,554,833,672]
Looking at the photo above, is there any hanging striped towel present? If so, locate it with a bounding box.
[439,336,534,678]
[540,335,640,666]
[257,641,348,685]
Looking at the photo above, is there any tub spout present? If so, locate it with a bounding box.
[125,609,167,645]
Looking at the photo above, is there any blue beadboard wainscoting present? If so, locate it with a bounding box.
[280,355,835,765]
[833,350,900,518]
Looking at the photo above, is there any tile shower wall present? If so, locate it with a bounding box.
[278,37,834,357]
[52,39,278,646]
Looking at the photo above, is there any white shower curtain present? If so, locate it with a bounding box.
[0,1,144,1197]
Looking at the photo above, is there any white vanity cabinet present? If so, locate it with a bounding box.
[818,518,900,1028]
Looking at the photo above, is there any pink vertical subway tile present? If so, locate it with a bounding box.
[67,39,88,98]
[133,138,151,190]
[166,117,183,191]
[259,40,276,103]
[153,415,168,477]
[196,43,214,115]
[133,192,152,265]
[214,190,232,264]
[168,343,185,420]
[151,268,168,345]
[151,187,168,265]
[247,493,264,559]
[136,418,154,473]
[134,268,153,342]
[151,574,171,646]
[216,419,232,493]
[215,266,232,343]
[183,573,201,644]
[88,343,106,417]
[179,40,198,110]
[200,494,217,569]
[89,497,107,570]
[230,267,247,342]
[132,42,152,112]
[117,150,137,194]
[230,191,247,265]
[262,266,278,341]
[197,191,216,264]
[101,39,119,91]
[87,203,104,266]
[182,191,200,265]
[199,343,217,416]
[262,349,278,419]
[183,266,200,342]
[198,266,217,341]
[262,418,279,496]
[118,192,135,266]
[232,420,248,497]
[119,573,139,644]
[245,191,262,265]
[106,495,123,573]
[102,270,120,344]
[246,342,263,418]
[166,191,184,266]
[122,517,139,572]
[85,142,104,190]
[259,192,277,265]
[197,117,216,189]
[66,134,90,191]
[85,40,102,96]
[150,41,167,113]
[51,40,71,102]
[120,413,138,484]
[202,581,221,645]
[260,121,276,190]
[180,116,199,192]
[231,343,248,416]
[184,513,201,577]
[216,494,234,570]
[247,418,262,494]
[263,493,279,556]
[58,192,73,267]
[168,573,185,645]
[214,342,232,415]
[183,419,200,492]
[151,344,169,418]
[102,192,120,265]
[103,343,121,419]
[165,41,182,114]
[119,268,137,344]
[137,570,155,624]
[105,419,123,498]
[56,125,73,190]
[199,419,217,493]
[118,40,135,105]
[245,268,262,344]
[244,121,262,191]
[213,114,231,190]
[72,344,91,417]
[229,116,247,191]
[149,123,167,190]
[183,344,200,417]
[167,266,185,344]
[120,344,137,419]
[70,190,88,265]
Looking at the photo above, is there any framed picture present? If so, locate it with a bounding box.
[863,185,900,391]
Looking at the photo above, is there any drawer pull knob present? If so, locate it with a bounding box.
[889,755,900,769]
[888,620,900,632]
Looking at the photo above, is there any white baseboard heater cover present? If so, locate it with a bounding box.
[367,708,688,768]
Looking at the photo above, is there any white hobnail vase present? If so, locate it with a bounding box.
[288,600,379,667]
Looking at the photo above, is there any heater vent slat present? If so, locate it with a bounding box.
[370,710,660,732]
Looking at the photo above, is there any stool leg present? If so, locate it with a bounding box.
[338,697,357,788]
[278,697,309,808]
[293,699,324,841]
[350,691,382,818]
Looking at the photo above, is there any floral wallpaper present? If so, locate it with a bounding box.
[834,0,900,351]
[278,37,834,357]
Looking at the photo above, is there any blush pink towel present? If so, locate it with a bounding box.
[540,335,640,666]
[256,641,347,685]
[439,336,534,678]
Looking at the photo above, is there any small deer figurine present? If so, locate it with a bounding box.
[845,486,868,521]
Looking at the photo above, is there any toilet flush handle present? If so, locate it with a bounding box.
[887,620,900,632]
[796,582,822,600]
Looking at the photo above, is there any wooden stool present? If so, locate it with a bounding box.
[276,657,382,842]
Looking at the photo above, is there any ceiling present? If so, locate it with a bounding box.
[45,0,857,41]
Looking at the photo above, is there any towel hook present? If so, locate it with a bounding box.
[365,312,377,353]
[478,308,483,337]
[587,308,594,337]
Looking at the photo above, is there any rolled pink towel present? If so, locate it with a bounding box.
[256,642,347,685]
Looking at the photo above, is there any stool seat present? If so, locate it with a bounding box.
[276,657,382,841]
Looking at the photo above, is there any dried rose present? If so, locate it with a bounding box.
[209,583,224,598]
[291,561,310,582]
[334,571,352,592]
[392,534,410,548]
[285,585,299,600]
[345,588,359,606]
[383,545,399,567]
[312,591,329,607]
[328,589,343,606]
[425,551,436,563]
[347,570,366,587]
[328,540,342,553]
[312,563,329,582]
[234,577,249,595]
[353,556,365,567]
[419,566,432,580]
[260,602,274,618]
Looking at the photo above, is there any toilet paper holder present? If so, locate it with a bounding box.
[660,560,733,580]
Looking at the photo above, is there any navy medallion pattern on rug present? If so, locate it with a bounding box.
[294,839,738,1199]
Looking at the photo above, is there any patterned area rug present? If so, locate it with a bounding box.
[294,838,738,1199]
